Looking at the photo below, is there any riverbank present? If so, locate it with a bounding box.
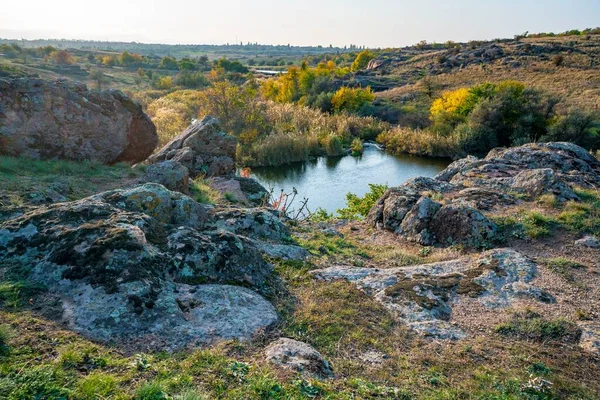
[249,144,450,213]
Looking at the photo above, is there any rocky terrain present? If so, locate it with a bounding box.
[1,78,600,399]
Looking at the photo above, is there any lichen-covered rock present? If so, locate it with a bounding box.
[313,249,551,340]
[438,142,600,191]
[211,208,291,242]
[575,235,600,249]
[0,183,278,350]
[0,77,157,164]
[370,143,599,246]
[147,117,236,177]
[143,160,190,194]
[61,282,277,352]
[208,176,269,206]
[398,197,441,245]
[256,243,311,261]
[428,204,496,247]
[94,183,209,229]
[265,338,333,378]
[579,323,600,354]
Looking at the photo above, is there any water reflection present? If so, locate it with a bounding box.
[248,145,451,213]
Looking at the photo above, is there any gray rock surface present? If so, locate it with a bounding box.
[148,117,236,177]
[209,176,269,206]
[0,77,157,164]
[369,143,600,247]
[143,160,190,194]
[0,183,281,350]
[265,338,333,378]
[313,249,552,339]
[575,235,600,249]
[579,323,600,354]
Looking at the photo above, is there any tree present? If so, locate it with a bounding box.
[331,86,375,112]
[351,50,375,71]
[89,70,107,90]
[50,50,74,66]
[197,81,266,139]
[158,56,179,70]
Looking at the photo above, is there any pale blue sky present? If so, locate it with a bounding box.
[1,0,599,47]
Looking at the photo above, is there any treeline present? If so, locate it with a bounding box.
[0,38,360,58]
[378,81,600,158]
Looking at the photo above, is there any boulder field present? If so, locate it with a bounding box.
[1,80,599,362]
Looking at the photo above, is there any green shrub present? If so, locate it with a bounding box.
[322,134,344,156]
[337,184,388,220]
[350,138,364,156]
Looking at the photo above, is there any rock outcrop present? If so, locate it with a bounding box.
[314,249,553,339]
[265,338,334,378]
[0,183,284,350]
[0,77,157,164]
[148,117,236,177]
[369,143,600,247]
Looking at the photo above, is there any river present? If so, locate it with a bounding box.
[248,144,451,214]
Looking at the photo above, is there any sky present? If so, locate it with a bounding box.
[1,0,599,48]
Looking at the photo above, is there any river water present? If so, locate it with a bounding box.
[249,144,451,214]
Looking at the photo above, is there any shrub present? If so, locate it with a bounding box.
[337,184,388,220]
[350,138,364,156]
[552,54,564,66]
[322,134,344,156]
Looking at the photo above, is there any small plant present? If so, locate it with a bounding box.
[135,381,169,400]
[542,257,586,282]
[133,354,152,371]
[337,184,388,220]
[552,54,564,66]
[419,247,433,257]
[527,362,552,376]
[229,361,250,382]
[308,207,333,222]
[0,324,13,355]
[77,372,118,400]
[522,211,556,238]
[224,192,237,202]
[296,379,321,398]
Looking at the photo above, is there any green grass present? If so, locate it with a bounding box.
[557,189,600,235]
[76,372,118,400]
[522,211,557,238]
[0,155,143,205]
[189,177,222,204]
[495,311,581,343]
[542,257,587,282]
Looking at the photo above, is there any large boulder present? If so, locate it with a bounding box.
[0,183,278,350]
[148,117,236,177]
[369,143,599,246]
[0,77,157,164]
